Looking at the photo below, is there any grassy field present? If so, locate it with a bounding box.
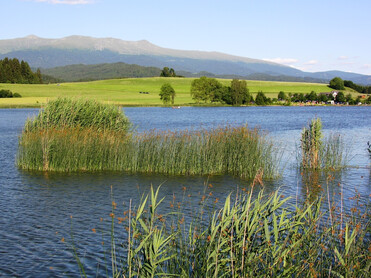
[0,77,355,107]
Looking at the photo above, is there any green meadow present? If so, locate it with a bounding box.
[0,77,341,107]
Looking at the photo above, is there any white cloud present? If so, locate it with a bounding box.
[30,0,94,4]
[338,56,348,60]
[262,58,298,65]
[304,60,318,65]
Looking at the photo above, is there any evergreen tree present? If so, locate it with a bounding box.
[0,58,42,84]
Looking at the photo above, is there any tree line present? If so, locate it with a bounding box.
[158,77,371,106]
[0,58,42,84]
[329,77,371,94]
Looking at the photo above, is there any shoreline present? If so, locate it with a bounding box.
[1,103,369,109]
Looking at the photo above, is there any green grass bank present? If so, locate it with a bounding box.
[0,77,341,107]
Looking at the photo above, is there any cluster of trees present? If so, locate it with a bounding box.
[0,89,21,98]
[343,80,371,95]
[278,90,371,105]
[190,77,255,105]
[329,77,371,94]
[160,67,177,77]
[190,77,290,105]
[0,58,42,84]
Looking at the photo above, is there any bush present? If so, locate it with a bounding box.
[0,89,13,98]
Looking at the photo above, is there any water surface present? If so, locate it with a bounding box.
[0,106,370,277]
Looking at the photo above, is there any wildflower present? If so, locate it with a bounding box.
[92,228,96,233]
[110,213,115,218]
[214,198,219,204]
[61,237,65,242]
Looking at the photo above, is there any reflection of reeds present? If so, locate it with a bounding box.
[71,186,370,277]
[300,118,347,170]
[17,125,280,179]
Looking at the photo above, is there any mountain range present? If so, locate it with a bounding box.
[0,35,370,85]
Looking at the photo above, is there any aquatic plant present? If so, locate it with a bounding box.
[300,118,347,170]
[17,124,280,179]
[70,185,370,277]
[24,97,132,132]
[301,118,322,169]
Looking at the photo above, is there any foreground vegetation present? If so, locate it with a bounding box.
[0,77,344,107]
[70,185,370,277]
[18,98,279,179]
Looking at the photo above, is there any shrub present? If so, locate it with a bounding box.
[0,89,13,98]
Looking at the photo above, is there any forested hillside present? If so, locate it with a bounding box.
[41,62,162,82]
[0,58,42,84]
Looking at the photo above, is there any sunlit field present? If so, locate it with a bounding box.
[0,77,341,107]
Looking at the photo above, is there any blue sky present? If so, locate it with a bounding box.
[2,0,371,75]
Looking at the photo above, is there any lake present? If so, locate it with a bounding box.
[0,106,370,277]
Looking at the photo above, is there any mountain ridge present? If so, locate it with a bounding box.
[1,35,370,85]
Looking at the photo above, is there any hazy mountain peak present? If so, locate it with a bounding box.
[25,35,40,39]
[0,35,275,64]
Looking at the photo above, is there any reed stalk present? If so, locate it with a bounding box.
[70,185,370,277]
[18,125,281,180]
[300,118,347,170]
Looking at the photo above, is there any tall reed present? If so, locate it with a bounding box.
[24,97,132,132]
[300,118,347,170]
[71,185,370,277]
[18,125,280,179]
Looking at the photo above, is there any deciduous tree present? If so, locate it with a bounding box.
[159,83,176,105]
